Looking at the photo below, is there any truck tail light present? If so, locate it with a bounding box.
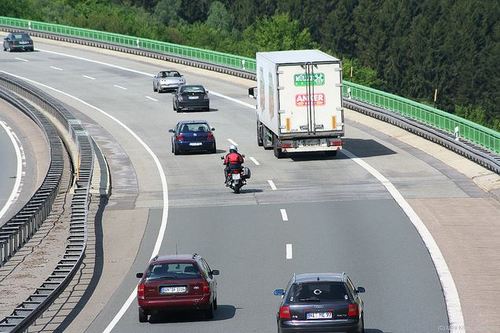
[281,140,293,148]
[348,303,359,318]
[328,139,342,146]
[137,283,145,300]
[279,305,291,319]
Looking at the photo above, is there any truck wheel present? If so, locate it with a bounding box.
[263,127,273,150]
[273,136,284,159]
[257,121,263,147]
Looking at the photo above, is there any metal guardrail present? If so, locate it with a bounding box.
[344,99,500,174]
[0,88,63,267]
[0,73,94,332]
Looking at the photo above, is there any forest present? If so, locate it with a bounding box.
[1,0,498,130]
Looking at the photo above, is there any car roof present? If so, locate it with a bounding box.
[177,120,209,125]
[151,254,199,263]
[294,272,346,283]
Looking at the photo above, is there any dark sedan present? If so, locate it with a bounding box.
[274,273,365,333]
[170,120,216,155]
[173,85,210,112]
[3,32,34,52]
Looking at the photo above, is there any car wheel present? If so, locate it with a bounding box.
[213,297,218,310]
[173,144,179,155]
[211,144,217,154]
[172,102,176,111]
[138,307,148,323]
[153,85,157,92]
[204,302,214,320]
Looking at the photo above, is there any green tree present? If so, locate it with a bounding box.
[206,1,232,32]
[154,0,184,26]
[241,12,316,56]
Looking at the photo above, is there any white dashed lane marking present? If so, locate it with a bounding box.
[249,157,260,165]
[113,84,127,90]
[15,57,28,62]
[83,75,96,80]
[286,244,293,260]
[280,209,288,222]
[146,96,158,102]
[50,66,63,71]
[227,138,238,146]
[267,180,277,190]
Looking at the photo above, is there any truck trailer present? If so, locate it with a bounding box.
[249,50,344,158]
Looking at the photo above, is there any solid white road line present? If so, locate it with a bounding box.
[249,157,260,165]
[113,84,127,90]
[280,209,288,222]
[209,91,255,109]
[15,57,28,62]
[145,96,158,102]
[286,244,293,260]
[0,71,170,333]
[342,149,465,333]
[0,121,24,221]
[50,66,63,71]
[227,138,238,146]
[267,180,277,190]
[83,75,96,80]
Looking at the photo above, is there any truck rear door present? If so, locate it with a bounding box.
[277,62,342,135]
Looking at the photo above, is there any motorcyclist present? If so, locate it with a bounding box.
[223,145,244,183]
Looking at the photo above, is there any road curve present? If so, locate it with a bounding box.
[0,98,49,227]
[0,40,467,333]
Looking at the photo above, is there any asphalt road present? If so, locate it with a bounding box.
[0,43,455,333]
[0,99,48,226]
[0,113,17,223]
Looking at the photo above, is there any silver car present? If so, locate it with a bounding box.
[153,70,185,93]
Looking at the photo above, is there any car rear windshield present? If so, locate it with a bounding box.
[13,34,30,40]
[146,262,201,280]
[160,71,181,77]
[287,282,350,303]
[180,123,210,133]
[181,86,205,93]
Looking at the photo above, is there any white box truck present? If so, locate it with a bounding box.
[249,50,344,158]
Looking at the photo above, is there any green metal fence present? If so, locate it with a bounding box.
[1,16,498,153]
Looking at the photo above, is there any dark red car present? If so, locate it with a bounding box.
[136,254,220,322]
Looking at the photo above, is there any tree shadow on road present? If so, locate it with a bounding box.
[149,305,237,323]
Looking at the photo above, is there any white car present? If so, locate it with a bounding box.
[153,70,185,93]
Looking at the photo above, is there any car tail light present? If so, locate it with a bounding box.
[204,94,209,100]
[201,281,210,294]
[137,283,145,300]
[176,133,185,141]
[348,303,359,318]
[279,305,291,319]
[178,95,184,101]
[207,132,214,140]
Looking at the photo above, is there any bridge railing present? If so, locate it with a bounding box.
[0,16,498,155]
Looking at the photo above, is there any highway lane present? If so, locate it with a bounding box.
[0,42,453,332]
[0,98,48,226]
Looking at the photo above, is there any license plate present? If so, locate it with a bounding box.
[20,41,28,45]
[232,173,241,180]
[160,286,186,294]
[189,142,202,146]
[188,96,199,99]
[306,312,332,320]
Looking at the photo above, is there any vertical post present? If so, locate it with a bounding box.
[433,88,438,107]
[241,59,246,70]
[350,66,353,78]
[454,126,460,141]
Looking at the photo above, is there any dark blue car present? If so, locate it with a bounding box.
[170,120,216,155]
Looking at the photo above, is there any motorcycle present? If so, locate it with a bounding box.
[221,156,251,194]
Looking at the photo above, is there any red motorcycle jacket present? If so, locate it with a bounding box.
[223,152,244,165]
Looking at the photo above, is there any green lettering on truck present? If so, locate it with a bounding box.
[294,73,325,86]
